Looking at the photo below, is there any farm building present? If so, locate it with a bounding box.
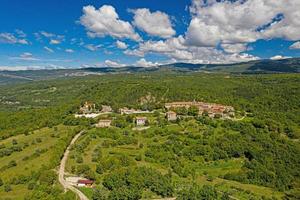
[96,119,112,128]
[167,111,177,121]
[77,179,94,187]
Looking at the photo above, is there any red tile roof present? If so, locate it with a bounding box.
[78,180,94,184]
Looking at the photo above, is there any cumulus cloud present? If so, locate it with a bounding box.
[127,36,259,64]
[124,0,300,63]
[116,40,128,49]
[80,5,141,41]
[0,32,29,44]
[44,46,54,53]
[105,60,126,68]
[132,8,175,38]
[221,43,248,54]
[186,0,300,49]
[289,41,300,50]
[135,58,159,68]
[270,55,292,60]
[124,49,145,57]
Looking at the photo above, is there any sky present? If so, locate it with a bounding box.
[0,0,300,70]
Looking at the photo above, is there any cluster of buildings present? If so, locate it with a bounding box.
[78,102,112,114]
[165,101,235,119]
[119,107,151,115]
[78,100,235,129]
[79,101,97,114]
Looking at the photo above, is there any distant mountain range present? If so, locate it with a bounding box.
[0,58,299,85]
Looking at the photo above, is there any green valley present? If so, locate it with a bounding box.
[0,72,299,200]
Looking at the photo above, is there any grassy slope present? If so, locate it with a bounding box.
[66,121,284,200]
[0,125,77,199]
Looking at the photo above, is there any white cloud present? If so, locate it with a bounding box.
[80,5,141,41]
[132,8,175,38]
[65,49,74,53]
[116,40,128,49]
[40,31,55,38]
[0,33,29,44]
[35,31,65,44]
[10,52,40,61]
[105,60,126,68]
[289,41,300,50]
[15,29,26,38]
[44,46,54,53]
[221,43,248,54]
[270,55,292,60]
[127,36,259,64]
[0,64,68,71]
[50,39,61,45]
[84,44,101,51]
[186,0,300,49]
[124,49,145,57]
[135,58,159,68]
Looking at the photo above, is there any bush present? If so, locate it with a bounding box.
[12,139,18,145]
[27,182,35,190]
[135,154,142,161]
[39,170,56,185]
[8,160,17,168]
[92,186,109,200]
[4,184,12,192]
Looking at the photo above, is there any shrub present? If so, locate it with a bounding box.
[4,184,12,192]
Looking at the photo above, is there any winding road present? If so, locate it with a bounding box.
[58,130,89,200]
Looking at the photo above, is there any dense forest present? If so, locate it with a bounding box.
[0,72,299,199]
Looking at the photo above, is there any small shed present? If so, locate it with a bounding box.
[167,111,177,121]
[77,179,94,187]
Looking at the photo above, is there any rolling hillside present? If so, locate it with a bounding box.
[0,58,299,85]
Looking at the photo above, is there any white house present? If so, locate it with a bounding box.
[136,117,147,126]
[96,119,112,128]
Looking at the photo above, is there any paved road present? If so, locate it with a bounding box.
[58,130,89,200]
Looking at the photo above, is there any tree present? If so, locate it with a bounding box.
[4,184,12,192]
[92,187,109,200]
[188,106,199,116]
[12,139,18,145]
[108,187,142,200]
[96,164,104,174]
[0,178,3,186]
[27,182,35,190]
[39,170,56,185]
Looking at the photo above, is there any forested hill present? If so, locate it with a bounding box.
[0,72,299,199]
[0,58,300,85]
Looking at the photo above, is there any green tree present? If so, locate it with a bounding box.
[4,184,12,192]
[39,170,56,185]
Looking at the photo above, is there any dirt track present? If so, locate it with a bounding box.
[58,130,89,200]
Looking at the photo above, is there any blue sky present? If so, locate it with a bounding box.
[0,0,300,70]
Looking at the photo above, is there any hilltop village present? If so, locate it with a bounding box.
[75,100,236,130]
[68,100,237,188]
